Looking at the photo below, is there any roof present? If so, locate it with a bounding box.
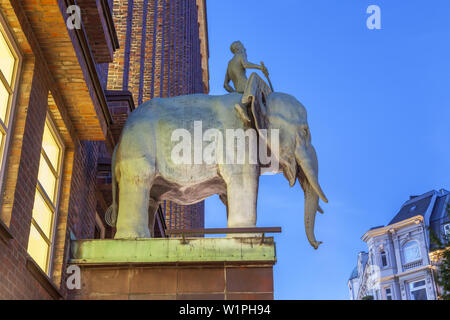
[429,192,450,246]
[388,192,434,225]
[430,193,449,224]
[385,189,449,248]
[359,252,369,268]
[349,267,358,280]
[349,252,368,281]
[390,189,449,227]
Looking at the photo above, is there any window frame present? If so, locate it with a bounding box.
[0,11,23,201]
[444,223,450,236]
[408,279,428,300]
[384,287,393,300]
[380,250,388,268]
[28,114,65,275]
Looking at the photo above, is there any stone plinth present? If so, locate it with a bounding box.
[69,237,276,300]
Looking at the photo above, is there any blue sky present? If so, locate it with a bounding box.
[203,0,450,299]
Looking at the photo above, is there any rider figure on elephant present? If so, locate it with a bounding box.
[224,41,271,94]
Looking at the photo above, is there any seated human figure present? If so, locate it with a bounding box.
[224,41,269,94]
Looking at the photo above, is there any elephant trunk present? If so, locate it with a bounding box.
[295,143,328,249]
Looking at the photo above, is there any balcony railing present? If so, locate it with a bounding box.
[403,259,423,270]
[165,227,282,244]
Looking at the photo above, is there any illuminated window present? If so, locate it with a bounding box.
[0,14,21,191]
[27,117,64,274]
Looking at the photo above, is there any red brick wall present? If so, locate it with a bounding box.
[67,142,101,239]
[0,1,112,299]
[54,141,102,298]
[78,0,116,63]
[0,62,52,300]
[0,63,103,300]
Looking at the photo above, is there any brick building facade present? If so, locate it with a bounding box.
[104,0,208,235]
[0,0,208,299]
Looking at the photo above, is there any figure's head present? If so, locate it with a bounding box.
[230,41,245,54]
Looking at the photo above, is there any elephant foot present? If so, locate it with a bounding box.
[114,228,151,239]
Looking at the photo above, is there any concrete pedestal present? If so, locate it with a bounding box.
[69,237,276,300]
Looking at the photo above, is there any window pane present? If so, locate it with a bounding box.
[0,30,15,85]
[444,224,450,235]
[0,81,9,123]
[27,224,49,273]
[42,123,60,170]
[411,288,427,300]
[404,242,420,263]
[411,280,426,289]
[0,131,5,166]
[37,154,57,203]
[32,191,53,238]
[381,252,387,266]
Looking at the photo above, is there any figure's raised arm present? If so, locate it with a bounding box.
[240,54,264,71]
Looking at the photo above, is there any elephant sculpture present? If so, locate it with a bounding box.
[110,74,328,249]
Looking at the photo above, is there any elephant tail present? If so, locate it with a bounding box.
[105,144,119,227]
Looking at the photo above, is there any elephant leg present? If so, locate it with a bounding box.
[147,198,159,237]
[219,193,228,219]
[115,173,153,239]
[225,167,259,236]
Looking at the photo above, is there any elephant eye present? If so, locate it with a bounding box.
[302,127,309,138]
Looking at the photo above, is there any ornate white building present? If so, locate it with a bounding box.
[348,189,449,300]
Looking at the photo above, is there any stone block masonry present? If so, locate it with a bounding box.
[69,237,275,300]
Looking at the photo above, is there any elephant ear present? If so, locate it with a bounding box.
[235,72,272,130]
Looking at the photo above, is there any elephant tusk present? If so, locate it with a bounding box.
[295,144,328,204]
[318,205,324,214]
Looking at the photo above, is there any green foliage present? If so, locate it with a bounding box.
[362,295,374,300]
[429,205,450,300]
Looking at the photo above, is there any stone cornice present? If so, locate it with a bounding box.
[362,215,424,242]
[70,238,276,265]
[378,264,434,282]
[105,90,136,112]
